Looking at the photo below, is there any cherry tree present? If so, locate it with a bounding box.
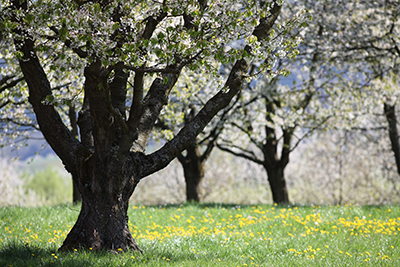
[214,1,335,204]
[154,69,237,202]
[1,0,307,252]
[215,0,400,204]
[311,0,400,178]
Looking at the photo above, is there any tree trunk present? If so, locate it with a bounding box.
[265,166,289,204]
[183,147,205,202]
[72,181,81,205]
[384,102,400,176]
[68,105,82,204]
[59,195,139,252]
[262,97,291,204]
[59,156,141,252]
[180,145,205,202]
[183,166,203,202]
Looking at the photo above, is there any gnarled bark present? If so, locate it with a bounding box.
[59,155,141,252]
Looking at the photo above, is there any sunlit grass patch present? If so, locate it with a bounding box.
[1,203,399,266]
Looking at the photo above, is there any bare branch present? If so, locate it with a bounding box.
[217,142,264,165]
[0,77,24,93]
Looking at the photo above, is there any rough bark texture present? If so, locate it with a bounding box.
[58,155,141,252]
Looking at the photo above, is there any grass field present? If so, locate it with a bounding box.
[0,203,399,266]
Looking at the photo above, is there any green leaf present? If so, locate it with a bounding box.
[112,22,120,31]
[163,77,169,85]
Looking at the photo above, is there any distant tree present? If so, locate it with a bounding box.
[216,2,334,204]
[321,0,400,177]
[1,0,307,252]
[155,70,236,202]
[217,55,330,204]
[216,0,400,204]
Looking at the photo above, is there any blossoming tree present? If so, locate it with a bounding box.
[1,0,307,252]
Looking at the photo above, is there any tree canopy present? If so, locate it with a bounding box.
[0,0,309,252]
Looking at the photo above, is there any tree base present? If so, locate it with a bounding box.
[58,200,141,253]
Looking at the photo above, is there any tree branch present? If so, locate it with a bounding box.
[0,76,24,93]
[217,143,264,165]
[135,1,283,178]
[11,3,84,174]
[0,117,39,130]
[130,72,181,153]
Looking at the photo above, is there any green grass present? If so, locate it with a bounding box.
[1,203,399,266]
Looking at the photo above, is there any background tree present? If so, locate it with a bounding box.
[216,56,330,204]
[300,0,400,183]
[216,0,400,204]
[284,0,400,204]
[216,3,336,203]
[338,0,400,177]
[1,0,307,252]
[155,69,236,202]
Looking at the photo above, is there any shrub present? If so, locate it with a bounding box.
[25,166,72,206]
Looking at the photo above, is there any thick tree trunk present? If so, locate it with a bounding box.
[265,166,289,204]
[59,195,139,252]
[59,156,140,252]
[59,199,140,252]
[180,145,205,202]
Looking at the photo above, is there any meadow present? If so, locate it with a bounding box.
[0,203,399,266]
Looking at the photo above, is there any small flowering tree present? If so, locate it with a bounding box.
[214,2,331,204]
[305,0,400,180]
[215,0,400,204]
[154,69,238,202]
[1,0,307,252]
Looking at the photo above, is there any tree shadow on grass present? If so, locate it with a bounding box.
[0,242,105,267]
[0,241,209,267]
